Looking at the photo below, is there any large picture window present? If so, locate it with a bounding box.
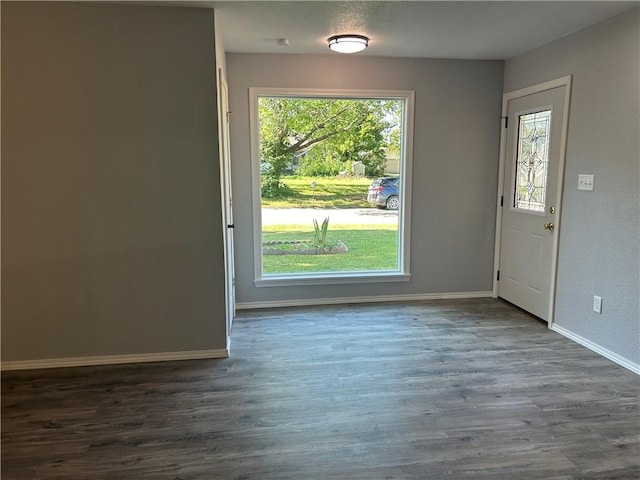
[249,88,414,286]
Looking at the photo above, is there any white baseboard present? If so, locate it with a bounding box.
[236,291,493,310]
[550,324,640,375]
[1,348,229,371]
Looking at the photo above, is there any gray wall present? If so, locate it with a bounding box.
[227,54,504,305]
[1,3,228,362]
[504,9,640,365]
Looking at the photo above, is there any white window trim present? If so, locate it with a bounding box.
[249,87,415,287]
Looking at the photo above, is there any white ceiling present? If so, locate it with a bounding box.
[193,1,638,60]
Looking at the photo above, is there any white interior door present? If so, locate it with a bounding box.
[498,85,568,321]
[219,72,235,334]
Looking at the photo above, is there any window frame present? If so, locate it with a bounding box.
[249,87,415,287]
[510,104,554,217]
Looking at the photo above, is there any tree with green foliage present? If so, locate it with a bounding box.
[258,97,401,197]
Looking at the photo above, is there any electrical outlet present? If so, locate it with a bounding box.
[593,295,602,314]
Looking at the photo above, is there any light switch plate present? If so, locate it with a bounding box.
[578,174,594,191]
[593,295,602,314]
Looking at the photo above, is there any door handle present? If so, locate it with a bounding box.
[544,222,554,231]
[227,224,235,229]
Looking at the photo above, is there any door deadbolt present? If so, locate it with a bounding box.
[549,206,555,214]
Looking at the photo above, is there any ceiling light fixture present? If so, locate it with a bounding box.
[327,34,369,54]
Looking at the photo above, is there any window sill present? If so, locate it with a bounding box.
[254,272,411,288]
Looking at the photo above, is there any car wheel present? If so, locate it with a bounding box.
[386,195,399,210]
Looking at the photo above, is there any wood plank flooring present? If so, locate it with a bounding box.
[2,299,639,479]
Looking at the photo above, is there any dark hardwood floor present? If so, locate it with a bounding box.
[2,299,639,479]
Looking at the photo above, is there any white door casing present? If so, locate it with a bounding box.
[218,71,236,336]
[493,77,572,324]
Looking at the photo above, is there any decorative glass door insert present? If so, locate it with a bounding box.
[514,109,552,212]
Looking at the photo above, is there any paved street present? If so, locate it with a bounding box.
[261,208,398,226]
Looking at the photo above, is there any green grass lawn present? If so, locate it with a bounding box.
[261,176,371,209]
[262,224,398,274]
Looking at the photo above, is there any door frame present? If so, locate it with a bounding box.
[217,68,235,344]
[492,76,572,327]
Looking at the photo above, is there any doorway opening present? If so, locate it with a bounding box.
[493,76,572,324]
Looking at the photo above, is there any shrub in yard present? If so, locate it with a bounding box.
[261,176,293,198]
[297,152,351,177]
[312,217,330,248]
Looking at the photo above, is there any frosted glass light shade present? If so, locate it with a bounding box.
[328,35,369,54]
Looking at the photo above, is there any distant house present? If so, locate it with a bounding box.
[385,151,400,174]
